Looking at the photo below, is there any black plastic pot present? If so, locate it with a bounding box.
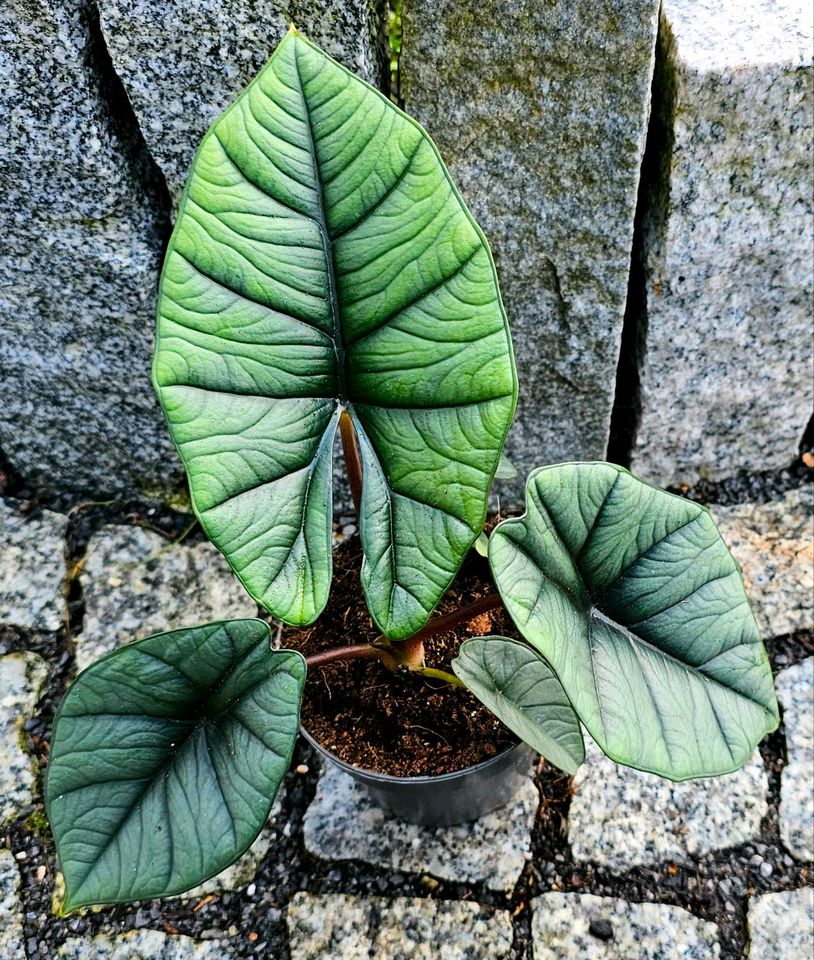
[300,727,534,826]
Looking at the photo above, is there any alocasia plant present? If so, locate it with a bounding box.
[45,30,778,910]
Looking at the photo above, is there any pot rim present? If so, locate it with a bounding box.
[299,723,526,785]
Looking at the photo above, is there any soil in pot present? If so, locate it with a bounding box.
[284,529,525,777]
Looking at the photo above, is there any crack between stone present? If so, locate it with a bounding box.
[607,13,677,469]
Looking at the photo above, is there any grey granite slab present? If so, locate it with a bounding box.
[287,892,513,959]
[0,850,25,960]
[568,741,768,871]
[0,653,49,825]
[58,931,229,959]
[77,524,257,671]
[747,887,814,960]
[775,659,814,861]
[712,488,814,640]
[98,0,385,203]
[401,0,660,504]
[531,893,720,959]
[633,0,814,484]
[302,760,537,892]
[0,500,67,632]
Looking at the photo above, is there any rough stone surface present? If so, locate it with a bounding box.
[99,0,386,202]
[531,893,721,959]
[0,653,49,825]
[402,0,660,502]
[747,887,814,960]
[775,659,814,861]
[0,850,25,960]
[712,487,814,639]
[287,892,513,959]
[0,0,182,502]
[58,931,229,959]
[0,500,67,632]
[77,525,257,671]
[633,0,814,485]
[302,761,538,892]
[568,741,768,871]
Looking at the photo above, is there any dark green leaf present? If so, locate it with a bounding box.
[489,463,778,780]
[452,636,584,774]
[153,31,517,637]
[45,621,305,909]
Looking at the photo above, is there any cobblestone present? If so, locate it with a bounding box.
[302,761,537,892]
[287,892,513,959]
[0,653,48,825]
[776,659,814,861]
[746,887,814,960]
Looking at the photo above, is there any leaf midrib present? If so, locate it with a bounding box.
[293,44,346,402]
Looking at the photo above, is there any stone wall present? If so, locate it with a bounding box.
[1,0,811,508]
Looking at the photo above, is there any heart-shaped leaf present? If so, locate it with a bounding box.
[489,463,779,781]
[452,636,585,774]
[153,30,517,638]
[45,621,305,909]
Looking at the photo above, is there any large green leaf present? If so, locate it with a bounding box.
[153,30,517,638]
[452,636,585,774]
[45,621,305,909]
[489,463,779,781]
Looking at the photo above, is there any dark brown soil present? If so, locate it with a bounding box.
[284,533,521,777]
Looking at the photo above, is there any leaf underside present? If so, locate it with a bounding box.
[153,31,517,638]
[45,621,305,909]
[489,463,779,781]
[453,636,585,774]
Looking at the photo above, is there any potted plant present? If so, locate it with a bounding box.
[44,30,779,911]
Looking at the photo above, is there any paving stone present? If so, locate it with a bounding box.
[0,0,182,502]
[98,1,385,203]
[747,887,814,960]
[401,0,660,503]
[712,488,814,640]
[77,525,257,672]
[287,892,513,959]
[58,930,229,959]
[302,761,537,892]
[0,850,25,960]
[568,741,768,871]
[775,659,814,861]
[0,653,49,825]
[0,499,67,632]
[531,893,720,959]
[632,0,814,485]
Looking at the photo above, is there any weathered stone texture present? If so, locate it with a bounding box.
[776,659,814,861]
[77,524,257,671]
[711,488,814,639]
[58,930,229,959]
[287,893,513,960]
[0,0,182,501]
[0,500,67,632]
[302,760,537,892]
[531,893,720,960]
[0,850,25,960]
[0,653,49,825]
[568,742,768,871]
[401,0,659,502]
[747,887,814,960]
[633,0,814,484]
[98,1,386,202]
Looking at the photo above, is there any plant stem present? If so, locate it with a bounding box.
[417,667,465,688]
[339,409,363,515]
[305,643,395,671]
[407,592,504,645]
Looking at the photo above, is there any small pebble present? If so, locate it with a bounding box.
[246,883,256,897]
[296,764,309,775]
[759,862,773,878]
